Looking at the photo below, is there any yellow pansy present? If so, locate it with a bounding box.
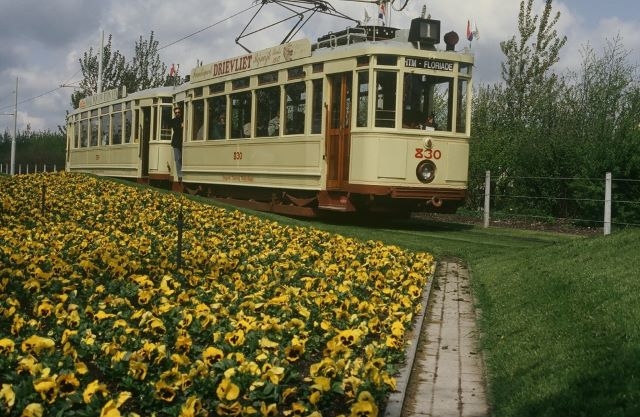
[20,403,44,417]
[0,338,15,354]
[202,346,224,367]
[57,373,80,396]
[349,391,378,417]
[21,335,55,355]
[179,395,207,417]
[0,383,15,408]
[83,380,109,404]
[33,375,57,404]
[216,377,240,401]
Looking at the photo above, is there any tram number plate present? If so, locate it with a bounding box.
[415,148,442,160]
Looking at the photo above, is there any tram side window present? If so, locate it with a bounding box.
[112,104,122,145]
[256,86,281,137]
[402,73,452,131]
[231,92,252,139]
[456,79,469,133]
[90,110,99,146]
[124,107,132,143]
[80,116,88,148]
[311,79,323,134]
[375,71,397,128]
[284,82,305,135]
[100,110,110,146]
[160,106,173,141]
[207,96,227,140]
[192,99,205,141]
[357,71,369,127]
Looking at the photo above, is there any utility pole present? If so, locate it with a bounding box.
[97,30,104,94]
[10,77,17,176]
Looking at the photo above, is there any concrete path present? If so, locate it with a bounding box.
[385,260,491,417]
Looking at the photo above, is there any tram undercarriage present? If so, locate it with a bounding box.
[173,181,464,218]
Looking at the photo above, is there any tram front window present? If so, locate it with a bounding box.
[402,73,452,131]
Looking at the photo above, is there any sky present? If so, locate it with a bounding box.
[0,0,638,136]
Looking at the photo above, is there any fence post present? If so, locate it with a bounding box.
[484,170,491,228]
[604,172,612,235]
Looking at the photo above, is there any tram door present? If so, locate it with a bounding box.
[139,106,152,177]
[326,72,352,189]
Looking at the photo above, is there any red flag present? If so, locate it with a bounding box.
[466,20,473,41]
[169,64,176,77]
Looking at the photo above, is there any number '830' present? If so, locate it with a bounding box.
[415,148,442,160]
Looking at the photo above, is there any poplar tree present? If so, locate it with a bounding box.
[71,31,168,109]
[70,35,127,108]
[500,0,567,122]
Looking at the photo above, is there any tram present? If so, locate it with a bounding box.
[65,87,176,181]
[66,9,474,217]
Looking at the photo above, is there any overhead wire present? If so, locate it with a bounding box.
[1,4,259,119]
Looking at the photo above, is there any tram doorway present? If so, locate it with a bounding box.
[139,106,151,177]
[326,72,352,189]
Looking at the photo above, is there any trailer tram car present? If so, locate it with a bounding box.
[66,87,176,182]
[66,16,474,218]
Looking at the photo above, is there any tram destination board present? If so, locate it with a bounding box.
[405,57,454,72]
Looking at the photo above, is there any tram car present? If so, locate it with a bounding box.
[66,86,176,181]
[66,16,474,217]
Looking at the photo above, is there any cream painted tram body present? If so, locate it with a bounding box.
[66,87,176,181]
[66,17,474,217]
[178,19,473,216]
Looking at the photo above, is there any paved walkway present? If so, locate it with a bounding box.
[385,260,491,417]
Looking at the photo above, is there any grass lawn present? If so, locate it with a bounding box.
[273,213,640,417]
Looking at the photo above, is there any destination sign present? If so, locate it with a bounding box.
[405,57,454,72]
[191,39,312,83]
[79,86,127,109]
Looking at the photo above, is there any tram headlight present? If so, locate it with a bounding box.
[416,160,436,184]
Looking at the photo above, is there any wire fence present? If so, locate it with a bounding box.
[480,171,640,235]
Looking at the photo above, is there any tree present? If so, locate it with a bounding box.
[70,31,168,109]
[125,31,167,92]
[500,0,566,122]
[70,34,127,109]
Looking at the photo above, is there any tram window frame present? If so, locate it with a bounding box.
[456,78,470,133]
[357,56,370,67]
[112,104,123,145]
[259,71,279,85]
[255,86,281,138]
[374,70,397,128]
[207,95,227,140]
[192,99,206,141]
[160,105,173,141]
[459,63,472,76]
[210,82,225,94]
[100,107,110,146]
[80,114,89,148]
[357,71,370,127]
[232,77,250,90]
[284,81,305,135]
[90,109,99,147]
[287,66,304,80]
[311,78,323,134]
[402,73,453,131]
[377,55,398,66]
[230,91,252,139]
[124,104,132,144]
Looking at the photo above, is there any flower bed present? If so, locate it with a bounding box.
[0,172,434,417]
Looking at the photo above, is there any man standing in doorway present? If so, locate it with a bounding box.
[171,106,184,181]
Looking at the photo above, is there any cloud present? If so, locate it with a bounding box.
[0,0,638,135]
